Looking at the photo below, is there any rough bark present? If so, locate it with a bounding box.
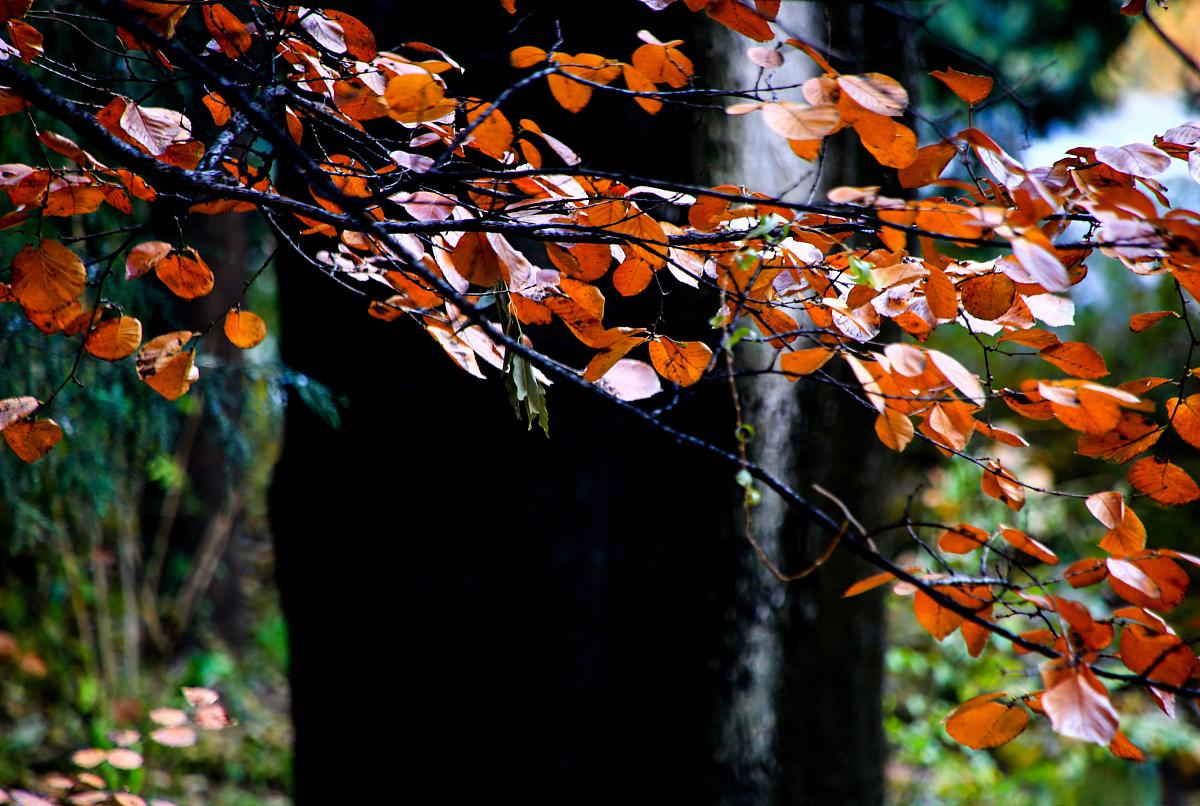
[707,4,902,804]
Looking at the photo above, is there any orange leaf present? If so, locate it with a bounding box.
[648,338,711,386]
[930,68,993,105]
[913,588,964,641]
[3,418,62,463]
[136,331,198,401]
[510,46,546,68]
[924,263,958,320]
[780,347,834,378]
[899,142,957,189]
[842,570,899,598]
[852,113,917,169]
[1099,505,1146,556]
[84,316,142,361]
[1128,456,1200,505]
[11,240,86,313]
[1108,556,1188,611]
[705,0,774,42]
[1120,624,1195,687]
[1109,730,1145,762]
[154,247,214,299]
[202,3,251,58]
[938,523,989,554]
[945,699,1029,749]
[1166,394,1200,449]
[874,409,914,452]
[959,272,1015,321]
[465,100,514,158]
[1129,310,1179,333]
[622,64,661,115]
[385,73,456,123]
[223,310,267,349]
[1065,557,1108,588]
[1040,342,1108,379]
[1000,526,1059,564]
[631,41,694,88]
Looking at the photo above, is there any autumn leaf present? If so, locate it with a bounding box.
[1040,342,1108,379]
[938,523,989,554]
[999,526,1059,564]
[385,73,456,123]
[874,409,914,452]
[930,68,993,105]
[780,347,834,378]
[945,696,1028,749]
[224,310,267,349]
[649,337,711,386]
[760,102,840,141]
[136,331,198,401]
[1129,310,1178,333]
[3,418,62,463]
[1099,505,1146,556]
[0,396,38,431]
[1128,456,1200,505]
[836,73,908,117]
[84,315,143,361]
[899,142,957,189]
[155,247,214,300]
[1040,667,1118,746]
[1166,395,1200,449]
[11,240,86,313]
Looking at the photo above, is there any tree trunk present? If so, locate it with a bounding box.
[707,4,909,803]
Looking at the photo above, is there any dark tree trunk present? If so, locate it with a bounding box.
[268,3,896,803]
